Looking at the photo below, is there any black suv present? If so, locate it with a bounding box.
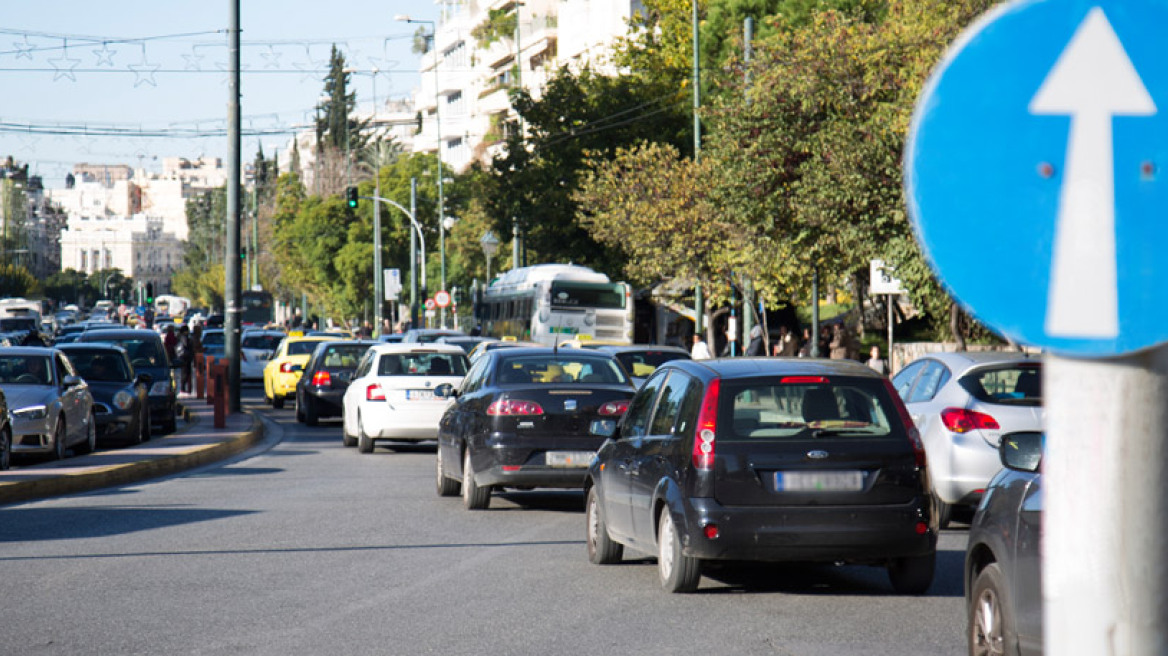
[585,358,936,593]
[294,340,377,426]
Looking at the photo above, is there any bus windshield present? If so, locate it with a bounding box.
[549,282,625,310]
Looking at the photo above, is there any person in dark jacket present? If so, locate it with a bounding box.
[745,325,765,356]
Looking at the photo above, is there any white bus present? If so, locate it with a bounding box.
[476,264,634,346]
[0,297,42,333]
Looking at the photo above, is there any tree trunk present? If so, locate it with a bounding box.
[949,302,966,351]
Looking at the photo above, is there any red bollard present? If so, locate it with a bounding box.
[205,356,216,406]
[212,364,226,429]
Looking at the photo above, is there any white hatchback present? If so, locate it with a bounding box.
[341,343,469,454]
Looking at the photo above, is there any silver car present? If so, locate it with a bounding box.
[0,347,96,460]
[241,330,284,381]
[891,351,1042,526]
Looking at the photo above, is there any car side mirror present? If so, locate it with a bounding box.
[434,383,456,399]
[63,375,83,388]
[999,431,1043,473]
[137,373,154,385]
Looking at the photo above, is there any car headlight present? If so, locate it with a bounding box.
[150,380,172,396]
[13,405,47,420]
[114,390,135,410]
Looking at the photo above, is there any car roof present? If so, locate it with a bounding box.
[591,344,690,355]
[493,346,620,360]
[80,329,161,340]
[908,350,1040,371]
[58,343,127,354]
[663,356,885,381]
[0,346,58,355]
[284,335,333,343]
[370,342,466,355]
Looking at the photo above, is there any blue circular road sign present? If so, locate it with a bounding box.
[907,0,1168,356]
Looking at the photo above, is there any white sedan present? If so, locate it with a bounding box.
[342,343,469,454]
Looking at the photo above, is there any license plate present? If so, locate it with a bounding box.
[405,389,434,400]
[546,451,594,467]
[589,419,616,436]
[775,471,864,492]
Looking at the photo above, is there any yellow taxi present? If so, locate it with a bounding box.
[263,335,332,409]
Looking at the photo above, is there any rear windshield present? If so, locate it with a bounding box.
[68,351,132,382]
[496,355,629,385]
[317,345,369,370]
[958,363,1042,406]
[615,351,689,378]
[378,351,469,377]
[242,334,283,350]
[0,318,37,332]
[202,332,225,347]
[288,340,323,356]
[97,338,167,368]
[719,376,902,442]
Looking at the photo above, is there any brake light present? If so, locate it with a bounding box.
[598,400,629,416]
[366,384,386,401]
[781,376,829,384]
[312,370,331,387]
[279,363,296,373]
[940,408,1000,433]
[881,378,926,468]
[487,399,544,416]
[692,378,721,470]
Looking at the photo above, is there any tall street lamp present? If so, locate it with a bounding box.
[396,14,447,327]
[479,230,500,283]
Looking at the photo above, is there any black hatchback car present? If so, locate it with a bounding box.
[58,343,151,445]
[77,329,177,433]
[435,347,636,510]
[294,339,376,426]
[585,358,936,593]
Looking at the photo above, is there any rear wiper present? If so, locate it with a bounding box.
[810,429,874,438]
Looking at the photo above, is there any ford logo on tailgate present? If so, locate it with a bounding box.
[806,450,829,460]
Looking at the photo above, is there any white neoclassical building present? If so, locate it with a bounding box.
[58,214,183,295]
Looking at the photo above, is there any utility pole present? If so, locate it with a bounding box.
[225,0,242,412]
[372,68,383,337]
[691,0,704,338]
[410,177,419,329]
[741,16,755,352]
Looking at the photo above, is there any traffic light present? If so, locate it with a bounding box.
[346,186,358,209]
[146,282,154,304]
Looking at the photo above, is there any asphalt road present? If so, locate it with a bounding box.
[0,387,969,655]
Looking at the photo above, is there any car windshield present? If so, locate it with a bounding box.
[0,318,37,332]
[288,340,324,356]
[317,345,369,370]
[719,377,900,441]
[378,351,468,377]
[97,338,167,368]
[958,363,1042,406]
[68,351,132,382]
[202,332,225,347]
[242,334,283,350]
[615,351,688,378]
[495,355,629,385]
[0,355,53,385]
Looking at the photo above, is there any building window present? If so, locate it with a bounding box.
[80,251,87,270]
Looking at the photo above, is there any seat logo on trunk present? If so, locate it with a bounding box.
[807,450,829,460]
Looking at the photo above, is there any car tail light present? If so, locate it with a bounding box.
[781,376,829,384]
[279,362,296,373]
[366,384,386,401]
[703,524,720,539]
[881,378,926,468]
[312,370,331,387]
[598,400,629,416]
[487,399,544,416]
[940,407,1000,433]
[692,378,721,470]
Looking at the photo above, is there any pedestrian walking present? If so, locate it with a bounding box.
[691,333,712,360]
[163,325,178,363]
[829,324,849,359]
[798,328,813,357]
[176,325,194,394]
[745,325,765,356]
[866,345,890,376]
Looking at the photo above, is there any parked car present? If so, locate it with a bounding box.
[263,335,332,409]
[435,347,635,510]
[200,328,226,358]
[294,340,377,426]
[585,344,691,387]
[342,343,469,453]
[585,357,935,593]
[241,329,285,381]
[401,328,465,343]
[76,328,178,433]
[58,343,151,445]
[0,347,96,460]
[891,352,1042,527]
[965,431,1043,656]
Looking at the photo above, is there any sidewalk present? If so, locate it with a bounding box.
[0,399,263,506]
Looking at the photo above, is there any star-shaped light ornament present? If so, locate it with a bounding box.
[129,47,160,87]
[93,42,117,67]
[13,36,35,60]
[261,45,282,69]
[182,48,204,71]
[49,40,81,81]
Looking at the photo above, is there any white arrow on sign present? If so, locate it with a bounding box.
[1030,7,1155,338]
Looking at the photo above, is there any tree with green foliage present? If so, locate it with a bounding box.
[0,263,38,298]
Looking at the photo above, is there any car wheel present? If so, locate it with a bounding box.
[587,487,623,565]
[887,549,936,595]
[435,447,460,497]
[341,407,357,447]
[164,405,177,434]
[357,414,374,453]
[294,393,305,423]
[0,426,11,471]
[657,508,700,592]
[934,491,952,530]
[76,412,96,455]
[303,395,319,427]
[969,563,1011,656]
[272,394,285,410]
[461,449,491,510]
[52,417,67,460]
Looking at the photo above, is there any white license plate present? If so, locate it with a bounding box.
[405,389,434,400]
[546,451,594,467]
[775,471,864,492]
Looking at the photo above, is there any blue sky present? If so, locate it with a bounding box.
[1,1,438,187]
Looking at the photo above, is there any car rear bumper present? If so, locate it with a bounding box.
[473,464,589,489]
[679,497,936,563]
[361,402,445,441]
[304,388,343,417]
[934,431,1006,506]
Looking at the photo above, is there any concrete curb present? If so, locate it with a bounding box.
[0,404,264,506]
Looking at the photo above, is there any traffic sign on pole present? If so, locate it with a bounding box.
[424,298,436,311]
[907,3,1168,653]
[434,290,451,309]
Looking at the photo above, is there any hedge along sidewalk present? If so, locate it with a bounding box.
[0,402,263,506]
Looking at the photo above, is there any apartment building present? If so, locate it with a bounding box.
[58,214,183,296]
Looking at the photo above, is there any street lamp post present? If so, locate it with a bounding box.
[362,192,426,326]
[479,230,500,284]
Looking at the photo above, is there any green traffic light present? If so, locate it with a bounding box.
[346,187,358,208]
